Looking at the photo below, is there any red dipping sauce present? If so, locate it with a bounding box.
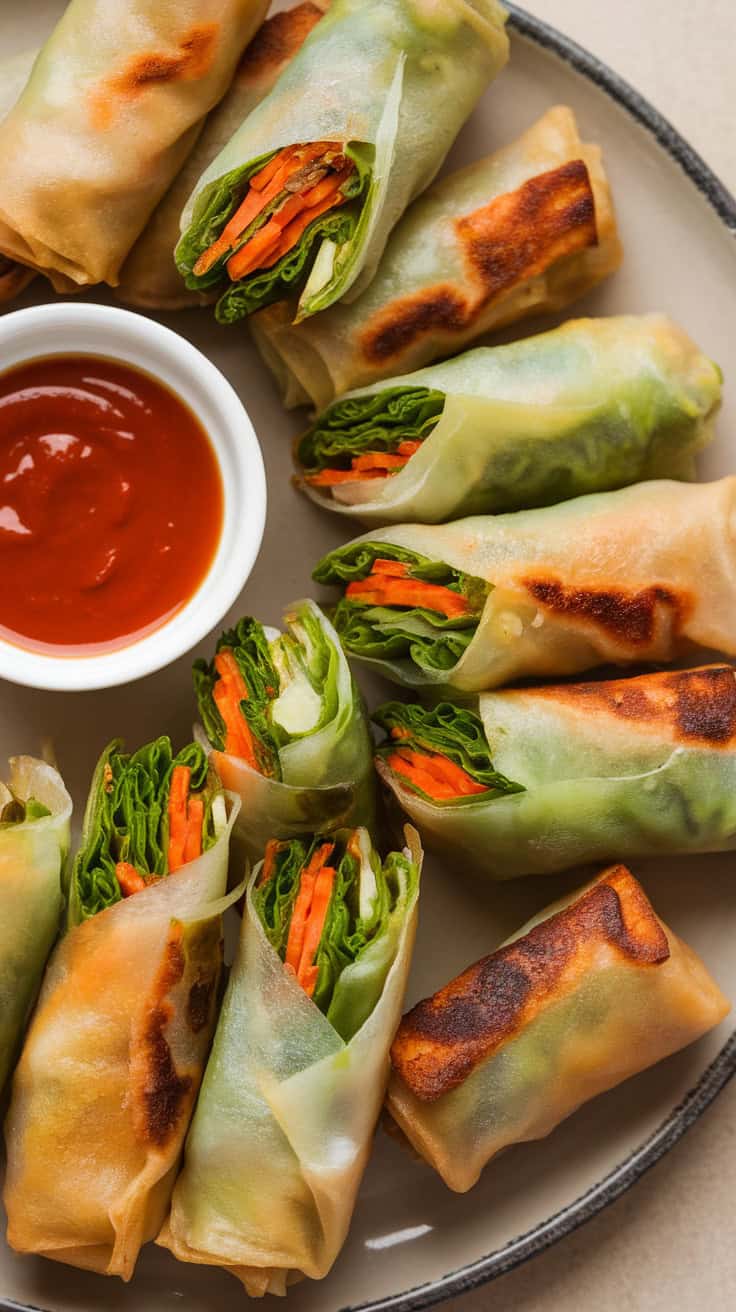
[0,355,224,654]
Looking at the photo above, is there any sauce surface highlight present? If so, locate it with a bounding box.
[0,355,224,653]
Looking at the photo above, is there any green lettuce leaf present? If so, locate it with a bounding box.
[193,617,283,775]
[374,701,524,799]
[298,386,446,472]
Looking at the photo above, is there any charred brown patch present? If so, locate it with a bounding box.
[134,927,193,1148]
[90,25,219,129]
[360,160,597,366]
[187,975,216,1034]
[391,865,668,1102]
[238,3,323,81]
[524,578,689,647]
[528,665,736,748]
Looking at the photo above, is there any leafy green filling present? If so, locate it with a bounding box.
[69,737,219,923]
[298,387,446,473]
[253,830,418,1042]
[374,701,523,801]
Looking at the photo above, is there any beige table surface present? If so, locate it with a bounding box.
[445,3,736,1310]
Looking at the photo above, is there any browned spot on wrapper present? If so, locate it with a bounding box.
[524,578,689,647]
[528,665,736,747]
[391,866,669,1102]
[360,160,597,366]
[238,3,323,82]
[187,976,216,1034]
[134,924,193,1147]
[90,25,219,129]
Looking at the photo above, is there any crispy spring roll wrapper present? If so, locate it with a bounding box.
[314,477,736,694]
[297,314,722,524]
[0,51,37,303]
[3,741,241,1281]
[0,758,71,1092]
[252,105,622,408]
[159,826,423,1296]
[0,0,271,290]
[177,0,510,324]
[387,864,730,1193]
[374,666,736,879]
[116,3,326,311]
[194,600,375,860]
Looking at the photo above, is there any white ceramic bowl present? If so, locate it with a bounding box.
[0,303,266,691]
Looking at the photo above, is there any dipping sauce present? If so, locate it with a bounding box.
[0,355,224,654]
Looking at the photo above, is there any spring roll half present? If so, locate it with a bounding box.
[387,864,730,1192]
[116,3,326,311]
[296,314,721,524]
[0,0,271,290]
[252,104,622,408]
[176,0,510,324]
[374,665,736,878]
[4,737,240,1280]
[159,825,422,1295]
[0,51,38,304]
[0,757,71,1092]
[193,600,375,859]
[314,477,736,693]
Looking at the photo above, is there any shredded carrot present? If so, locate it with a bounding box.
[183,794,204,864]
[373,559,410,576]
[296,861,336,996]
[167,764,192,871]
[387,747,488,800]
[213,649,262,768]
[345,559,471,619]
[306,467,389,487]
[116,861,148,897]
[284,842,335,987]
[306,441,422,486]
[259,838,283,886]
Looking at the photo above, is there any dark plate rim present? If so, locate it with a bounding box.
[2,7,736,1312]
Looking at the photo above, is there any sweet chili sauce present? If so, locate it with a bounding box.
[0,355,224,653]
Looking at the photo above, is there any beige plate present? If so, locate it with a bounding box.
[2,3,736,1310]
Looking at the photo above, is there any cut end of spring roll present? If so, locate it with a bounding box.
[295,314,722,525]
[387,864,729,1192]
[251,104,622,409]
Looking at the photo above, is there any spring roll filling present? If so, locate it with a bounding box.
[0,783,51,826]
[253,827,416,1041]
[71,738,224,921]
[315,543,488,673]
[374,701,522,803]
[298,387,446,493]
[193,606,338,779]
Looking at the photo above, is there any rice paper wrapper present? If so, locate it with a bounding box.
[323,476,736,692]
[3,796,240,1281]
[387,865,730,1192]
[302,314,721,525]
[159,827,422,1296]
[0,51,38,302]
[378,665,736,878]
[0,757,71,1092]
[252,104,622,407]
[0,0,270,288]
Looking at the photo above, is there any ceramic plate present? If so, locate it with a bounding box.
[2,4,736,1310]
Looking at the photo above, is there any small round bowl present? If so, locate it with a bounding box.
[0,303,266,691]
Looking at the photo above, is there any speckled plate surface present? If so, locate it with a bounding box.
[1,4,736,1310]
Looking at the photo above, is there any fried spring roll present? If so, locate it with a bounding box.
[374,666,736,878]
[387,865,729,1192]
[3,738,239,1280]
[252,105,622,408]
[0,51,37,304]
[313,477,736,693]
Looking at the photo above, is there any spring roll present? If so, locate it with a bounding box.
[0,757,71,1092]
[159,825,422,1295]
[313,477,736,693]
[252,104,622,408]
[0,51,37,304]
[387,864,730,1192]
[296,314,721,524]
[4,738,239,1280]
[116,3,326,311]
[374,665,736,878]
[176,0,510,324]
[193,601,375,859]
[0,0,271,290]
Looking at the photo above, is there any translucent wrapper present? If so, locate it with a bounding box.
[3,789,241,1280]
[159,827,422,1296]
[315,477,736,693]
[0,51,37,303]
[116,3,326,311]
[196,600,375,860]
[0,757,71,1092]
[387,864,729,1192]
[252,105,622,407]
[0,0,270,289]
[299,315,721,525]
[376,666,736,879]
[177,0,510,322]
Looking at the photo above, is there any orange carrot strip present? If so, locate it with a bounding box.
[116,861,148,897]
[306,467,388,487]
[226,217,284,280]
[345,574,471,619]
[213,650,261,769]
[259,838,283,886]
[373,559,409,577]
[296,862,336,996]
[167,764,191,872]
[352,451,411,472]
[387,752,458,800]
[398,747,488,797]
[183,794,204,864]
[284,842,335,975]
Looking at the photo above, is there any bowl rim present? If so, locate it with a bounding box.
[0,302,266,692]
